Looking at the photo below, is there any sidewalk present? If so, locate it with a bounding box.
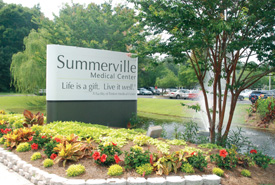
[0,162,34,185]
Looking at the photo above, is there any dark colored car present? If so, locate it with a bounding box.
[249,90,273,103]
[147,87,160,95]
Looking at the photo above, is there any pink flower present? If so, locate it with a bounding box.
[150,154,154,165]
[31,143,38,150]
[219,149,228,158]
[92,151,101,160]
[100,154,107,163]
[114,154,120,164]
[29,136,33,141]
[250,149,257,154]
[50,153,57,160]
[54,137,61,143]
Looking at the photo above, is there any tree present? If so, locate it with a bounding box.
[130,0,275,144]
[0,2,40,91]
[155,68,180,89]
[11,29,49,93]
[178,64,198,89]
[11,2,144,93]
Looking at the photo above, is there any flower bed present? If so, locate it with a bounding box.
[0,111,275,185]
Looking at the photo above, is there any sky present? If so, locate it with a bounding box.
[3,0,128,19]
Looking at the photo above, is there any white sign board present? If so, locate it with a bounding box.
[46,45,138,101]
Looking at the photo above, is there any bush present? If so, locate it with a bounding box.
[43,159,54,168]
[136,163,153,176]
[31,152,42,161]
[241,169,251,177]
[133,135,149,146]
[187,152,208,171]
[107,164,123,176]
[124,146,150,170]
[66,164,85,177]
[212,167,224,177]
[181,163,195,173]
[16,142,31,152]
[0,137,4,144]
[249,150,272,169]
[44,139,59,158]
[210,148,238,169]
[93,142,122,166]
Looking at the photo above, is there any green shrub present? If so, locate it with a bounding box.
[66,164,85,177]
[0,137,4,144]
[124,146,150,170]
[187,152,208,171]
[43,159,54,168]
[31,152,42,161]
[212,167,224,177]
[44,139,59,158]
[13,121,24,129]
[210,148,238,169]
[16,142,31,152]
[133,135,149,146]
[93,143,122,166]
[241,169,251,177]
[249,150,273,169]
[107,164,123,176]
[136,163,153,176]
[181,163,195,173]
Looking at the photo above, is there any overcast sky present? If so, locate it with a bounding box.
[3,0,128,19]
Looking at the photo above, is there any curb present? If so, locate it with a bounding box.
[0,147,221,185]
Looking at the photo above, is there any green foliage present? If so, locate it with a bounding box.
[155,69,179,88]
[0,137,5,144]
[249,151,273,169]
[44,139,59,158]
[0,2,40,92]
[136,163,153,176]
[133,135,149,146]
[124,146,150,170]
[94,143,122,166]
[241,169,251,177]
[181,121,208,144]
[187,152,208,171]
[181,163,195,173]
[212,167,224,177]
[166,139,187,146]
[107,164,123,176]
[16,142,31,152]
[43,159,54,168]
[66,164,85,177]
[31,152,42,161]
[210,148,238,170]
[148,138,170,154]
[29,131,51,149]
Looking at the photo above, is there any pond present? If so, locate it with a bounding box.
[139,118,275,158]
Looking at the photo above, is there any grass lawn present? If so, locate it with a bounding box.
[0,95,46,114]
[0,94,250,125]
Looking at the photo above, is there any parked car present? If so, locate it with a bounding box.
[188,90,200,100]
[249,90,273,103]
[138,88,153,95]
[147,87,161,95]
[165,89,189,99]
[240,89,252,98]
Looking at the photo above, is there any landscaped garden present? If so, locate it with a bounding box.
[0,108,275,185]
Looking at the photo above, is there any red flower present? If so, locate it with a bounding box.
[92,151,101,160]
[41,135,46,139]
[31,143,38,150]
[111,142,117,146]
[250,149,257,154]
[29,136,33,141]
[219,149,228,158]
[100,154,107,163]
[150,154,153,165]
[191,151,196,156]
[54,137,61,143]
[50,153,57,160]
[114,154,120,164]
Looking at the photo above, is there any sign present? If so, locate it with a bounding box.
[46,45,138,101]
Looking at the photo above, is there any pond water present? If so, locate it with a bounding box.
[140,119,275,158]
